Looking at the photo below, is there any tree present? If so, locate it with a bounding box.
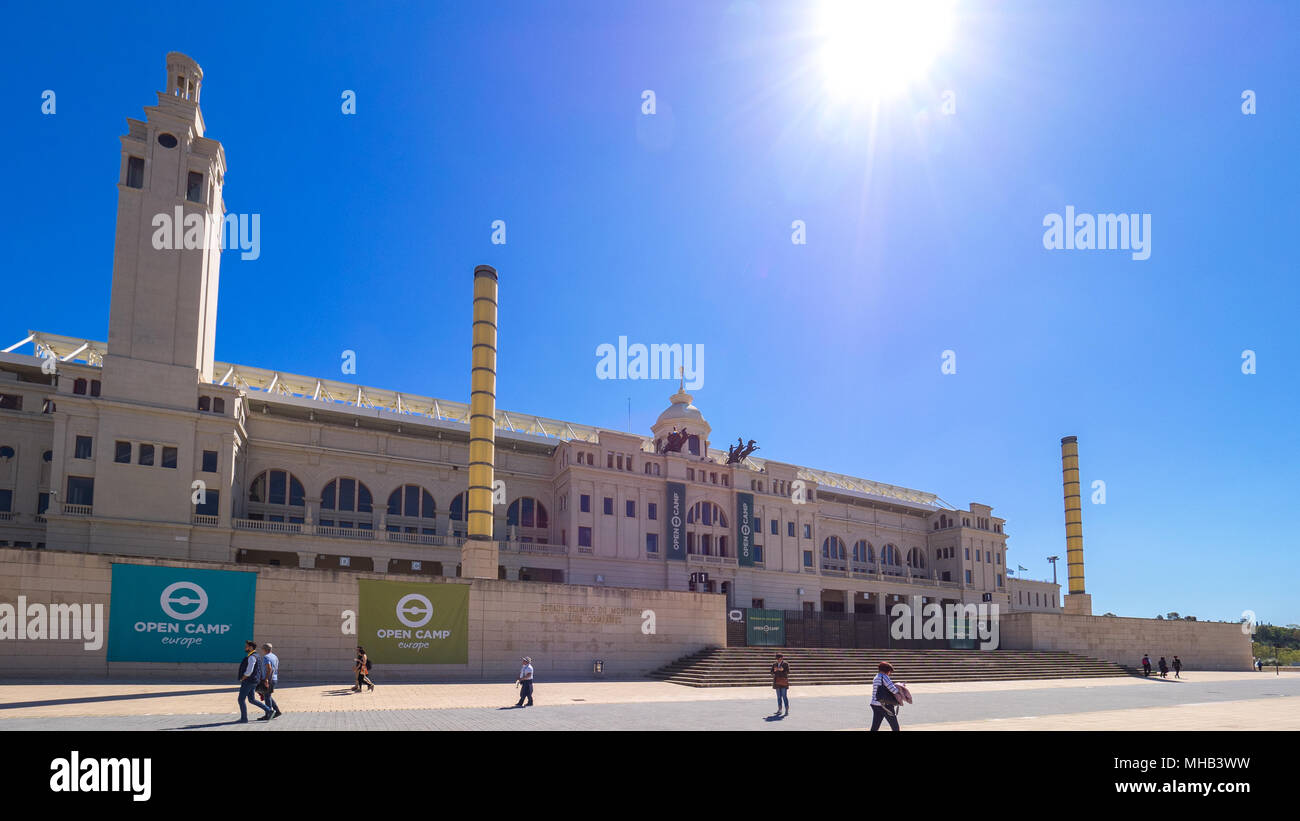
[1166,612,1180,620]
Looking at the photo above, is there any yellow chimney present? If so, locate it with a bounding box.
[1060,435,1092,615]
[462,265,500,578]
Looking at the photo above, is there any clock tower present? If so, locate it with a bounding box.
[103,52,226,404]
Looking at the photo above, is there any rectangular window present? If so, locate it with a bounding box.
[74,436,92,459]
[202,450,218,473]
[186,171,204,203]
[752,598,765,609]
[646,533,658,553]
[626,500,635,518]
[603,497,613,515]
[770,519,778,536]
[114,441,132,464]
[803,524,812,539]
[754,545,764,564]
[787,522,795,538]
[195,489,219,517]
[138,444,154,466]
[965,570,973,584]
[965,547,971,560]
[687,468,695,481]
[580,494,590,513]
[0,393,22,410]
[38,493,49,515]
[647,502,657,521]
[161,446,177,469]
[126,156,144,188]
[997,573,1003,587]
[803,550,813,568]
[578,526,592,548]
[0,489,11,512]
[66,476,95,507]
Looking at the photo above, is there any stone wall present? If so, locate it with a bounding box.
[1000,611,1252,671]
[0,548,725,681]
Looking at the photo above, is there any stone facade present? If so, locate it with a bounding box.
[0,548,724,680]
[1000,611,1252,671]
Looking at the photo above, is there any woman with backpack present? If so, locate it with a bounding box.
[870,661,903,731]
[353,645,375,692]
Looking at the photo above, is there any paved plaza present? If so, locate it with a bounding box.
[0,671,1295,731]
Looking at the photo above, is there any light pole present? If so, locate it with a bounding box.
[1046,556,1060,586]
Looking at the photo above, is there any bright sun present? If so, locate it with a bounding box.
[816,0,956,101]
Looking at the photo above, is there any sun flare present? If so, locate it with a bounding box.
[816,0,957,101]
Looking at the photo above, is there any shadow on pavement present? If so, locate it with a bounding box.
[0,687,233,712]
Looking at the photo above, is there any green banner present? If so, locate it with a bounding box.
[746,608,785,647]
[358,579,469,664]
[666,481,687,561]
[736,492,755,566]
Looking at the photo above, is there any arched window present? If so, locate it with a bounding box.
[320,478,373,529]
[506,497,549,530]
[686,501,728,528]
[386,484,436,538]
[73,378,87,395]
[198,396,210,411]
[447,491,469,536]
[387,485,435,519]
[686,500,728,556]
[247,469,306,523]
[821,536,846,560]
[881,543,901,566]
[907,548,926,569]
[852,539,874,564]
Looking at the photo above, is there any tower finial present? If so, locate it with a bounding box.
[678,366,684,393]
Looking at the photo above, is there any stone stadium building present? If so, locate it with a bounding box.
[0,53,1063,623]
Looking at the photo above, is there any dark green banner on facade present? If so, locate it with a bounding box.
[736,492,755,566]
[358,579,469,664]
[746,608,785,646]
[666,481,686,561]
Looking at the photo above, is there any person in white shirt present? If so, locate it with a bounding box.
[514,657,535,707]
[869,661,902,731]
[260,643,282,719]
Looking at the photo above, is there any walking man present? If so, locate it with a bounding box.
[237,640,272,723]
[1158,656,1169,678]
[1172,655,1182,679]
[514,656,535,707]
[770,652,790,716]
[1141,654,1152,677]
[260,642,283,719]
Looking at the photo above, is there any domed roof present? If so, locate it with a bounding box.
[653,386,707,430]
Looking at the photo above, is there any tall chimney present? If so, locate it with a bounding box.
[461,264,500,579]
[1060,435,1092,615]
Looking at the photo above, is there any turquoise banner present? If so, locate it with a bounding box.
[107,563,257,662]
[736,492,755,566]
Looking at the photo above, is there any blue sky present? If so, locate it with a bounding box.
[2,1,1296,625]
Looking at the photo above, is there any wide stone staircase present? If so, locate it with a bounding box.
[649,647,1130,687]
